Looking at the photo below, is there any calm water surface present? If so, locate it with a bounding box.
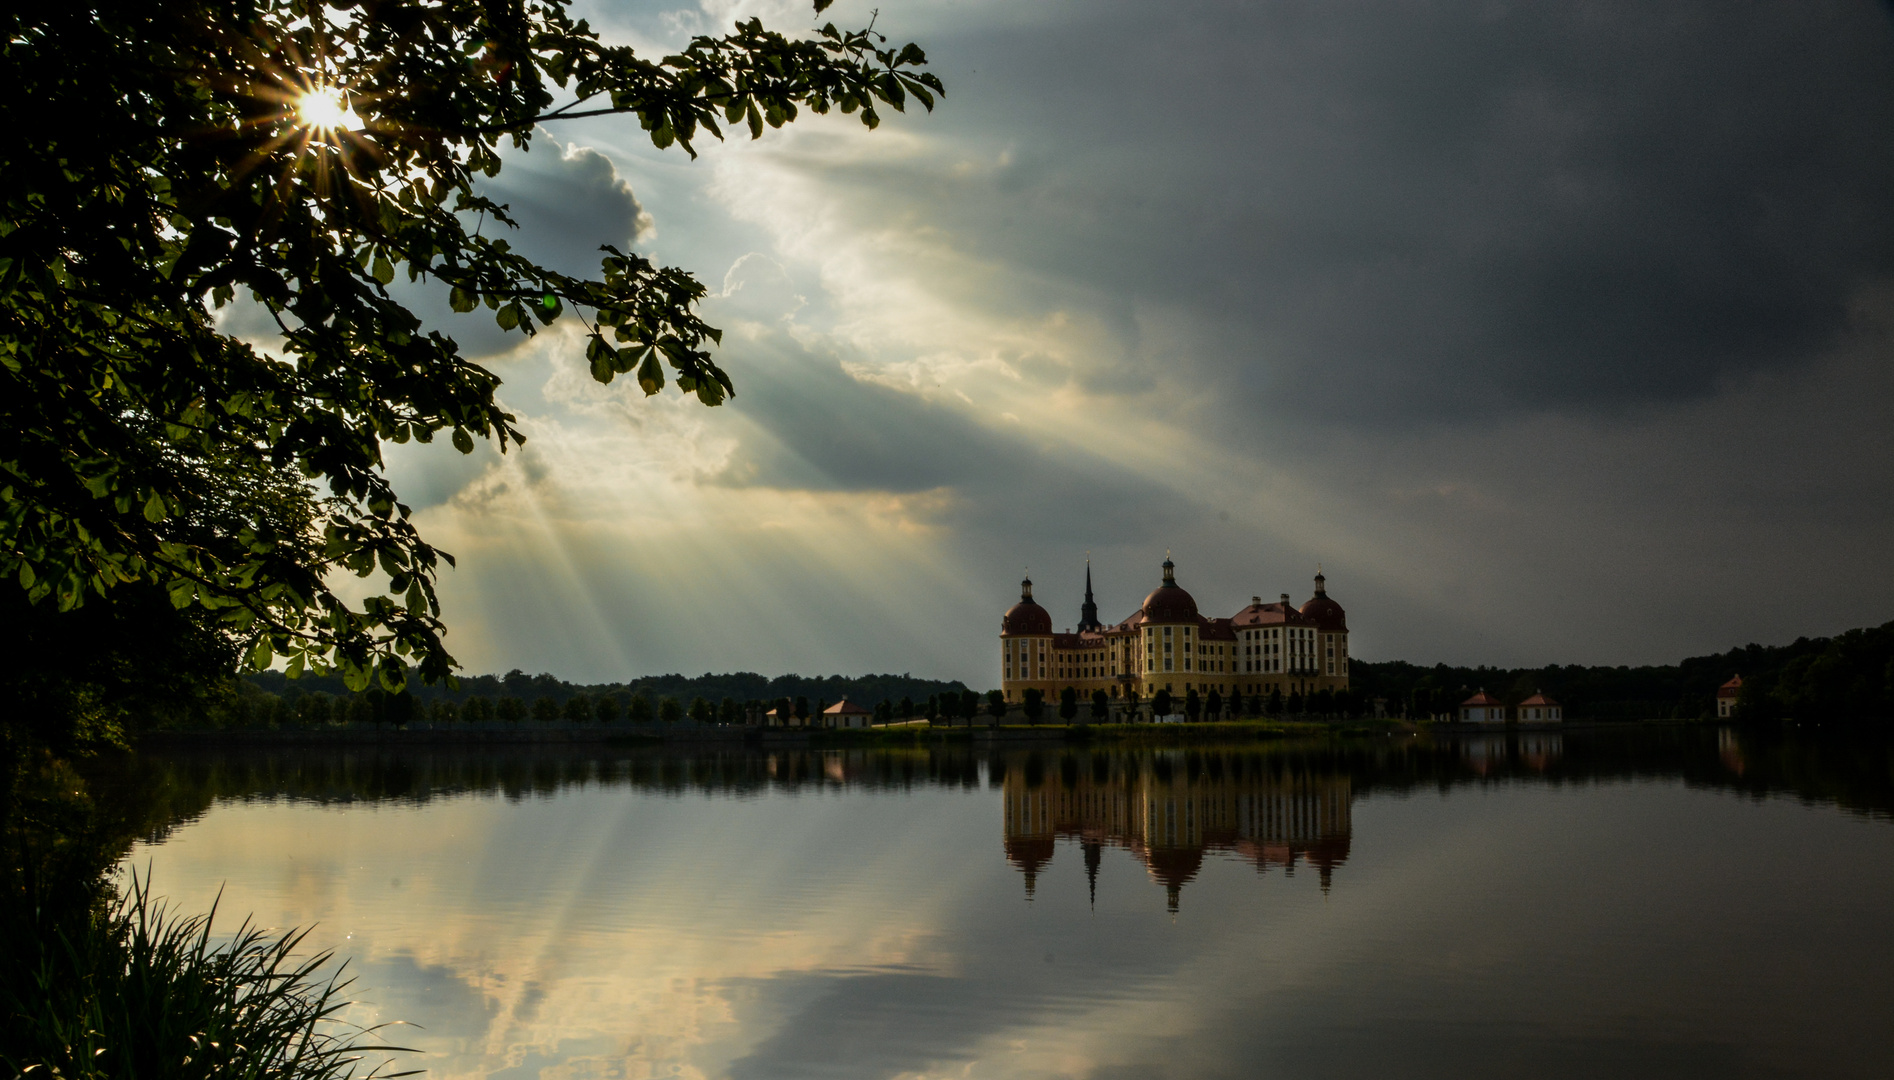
[121,729,1894,1079]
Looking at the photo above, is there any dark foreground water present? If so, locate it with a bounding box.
[120,728,1894,1079]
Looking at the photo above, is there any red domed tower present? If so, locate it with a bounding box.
[1002,577,1051,636]
[1000,577,1051,703]
[1297,570,1351,691]
[1136,557,1205,699]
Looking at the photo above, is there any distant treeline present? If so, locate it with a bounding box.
[218,619,1892,730]
[220,669,971,730]
[1352,620,1894,723]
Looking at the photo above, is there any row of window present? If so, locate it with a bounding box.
[1006,629,1345,681]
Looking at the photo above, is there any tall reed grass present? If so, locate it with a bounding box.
[1,873,415,1080]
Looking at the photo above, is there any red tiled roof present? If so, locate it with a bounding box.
[1230,602,1315,629]
[1519,693,1559,707]
[1717,675,1743,697]
[1461,691,1502,707]
[824,698,872,715]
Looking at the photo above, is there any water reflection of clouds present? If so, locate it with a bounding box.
[129,788,1020,1080]
[121,742,1894,1079]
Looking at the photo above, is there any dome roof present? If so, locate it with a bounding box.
[1299,572,1347,632]
[1141,557,1200,623]
[1002,577,1052,635]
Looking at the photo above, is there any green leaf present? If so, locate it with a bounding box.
[496,303,520,330]
[143,492,165,522]
[372,256,395,285]
[636,351,665,396]
[449,287,477,313]
[452,427,475,454]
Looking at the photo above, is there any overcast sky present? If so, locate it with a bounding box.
[342,0,1894,685]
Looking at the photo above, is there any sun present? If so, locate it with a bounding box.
[297,86,361,132]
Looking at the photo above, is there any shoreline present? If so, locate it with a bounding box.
[136,716,1718,750]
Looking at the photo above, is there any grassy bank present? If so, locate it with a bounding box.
[1,875,410,1080]
[765,717,1413,746]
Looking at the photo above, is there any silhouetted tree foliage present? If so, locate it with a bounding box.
[627,694,654,725]
[0,0,943,738]
[1022,688,1045,725]
[1352,622,1894,724]
[0,585,241,750]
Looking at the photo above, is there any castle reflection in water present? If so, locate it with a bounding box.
[1001,752,1353,910]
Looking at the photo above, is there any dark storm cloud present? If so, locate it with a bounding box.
[838,0,1894,422]
[476,139,651,277]
[392,136,653,360]
[712,328,1197,543]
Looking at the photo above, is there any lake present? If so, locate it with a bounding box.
[121,728,1894,1079]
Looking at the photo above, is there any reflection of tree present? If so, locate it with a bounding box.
[1002,751,1354,911]
[101,727,1894,882]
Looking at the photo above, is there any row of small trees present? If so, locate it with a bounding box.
[764,692,986,725]
[213,681,1382,732]
[760,685,1376,727]
[211,689,748,730]
[1022,685,1374,723]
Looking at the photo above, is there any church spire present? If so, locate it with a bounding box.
[1078,559,1100,631]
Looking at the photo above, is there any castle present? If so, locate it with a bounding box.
[1000,557,1351,704]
